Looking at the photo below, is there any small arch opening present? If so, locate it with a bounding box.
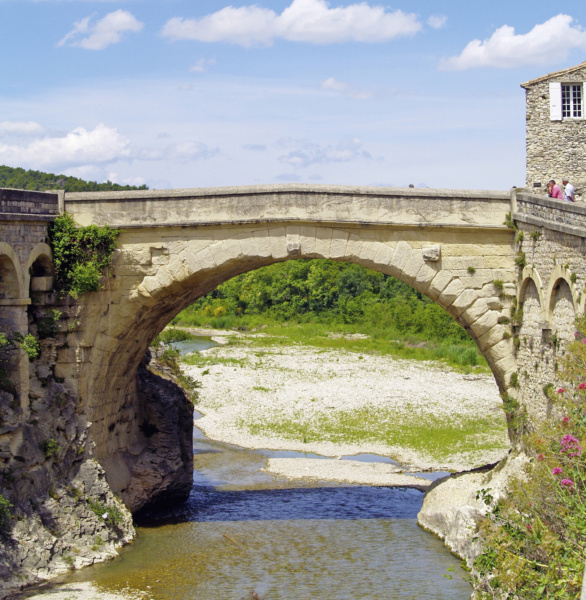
[0,254,20,300]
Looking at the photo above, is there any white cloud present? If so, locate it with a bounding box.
[190,58,216,73]
[441,14,586,70]
[278,138,372,168]
[58,9,143,50]
[161,0,421,47]
[0,121,45,136]
[321,77,347,91]
[427,15,447,30]
[0,124,131,170]
[320,77,372,99]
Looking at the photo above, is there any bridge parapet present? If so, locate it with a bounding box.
[513,190,586,238]
[64,184,511,231]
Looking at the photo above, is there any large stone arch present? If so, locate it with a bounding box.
[65,221,516,500]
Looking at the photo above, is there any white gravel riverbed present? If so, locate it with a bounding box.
[183,331,510,474]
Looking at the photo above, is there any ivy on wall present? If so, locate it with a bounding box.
[49,214,120,299]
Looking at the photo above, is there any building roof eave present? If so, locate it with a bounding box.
[520,60,586,89]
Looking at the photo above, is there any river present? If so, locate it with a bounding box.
[25,336,472,600]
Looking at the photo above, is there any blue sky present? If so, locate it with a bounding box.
[1,0,585,190]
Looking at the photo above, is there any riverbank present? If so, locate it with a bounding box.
[181,328,510,475]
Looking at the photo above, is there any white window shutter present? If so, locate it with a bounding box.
[549,82,562,120]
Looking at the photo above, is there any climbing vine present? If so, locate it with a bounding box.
[49,213,120,299]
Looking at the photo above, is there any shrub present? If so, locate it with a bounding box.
[36,309,62,339]
[0,495,13,536]
[41,438,60,458]
[15,333,40,361]
[50,213,119,299]
[88,499,125,529]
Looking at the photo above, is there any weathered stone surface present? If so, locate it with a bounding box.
[417,453,530,565]
[422,244,441,262]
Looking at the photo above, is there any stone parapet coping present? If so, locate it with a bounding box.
[64,184,512,203]
[110,217,511,231]
[515,191,586,215]
[0,212,57,222]
[513,212,586,239]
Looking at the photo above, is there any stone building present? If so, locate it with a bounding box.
[521,60,586,194]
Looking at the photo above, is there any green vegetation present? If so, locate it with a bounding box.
[151,346,201,404]
[152,327,195,346]
[473,317,586,598]
[239,407,508,461]
[41,438,60,458]
[36,309,62,339]
[0,333,14,393]
[50,213,119,298]
[88,499,125,529]
[0,165,147,193]
[0,494,13,536]
[172,260,485,369]
[13,333,40,361]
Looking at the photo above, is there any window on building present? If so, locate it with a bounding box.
[562,84,582,118]
[549,82,585,121]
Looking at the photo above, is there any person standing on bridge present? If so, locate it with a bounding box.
[547,180,564,200]
[562,178,576,202]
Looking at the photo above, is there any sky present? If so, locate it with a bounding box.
[1,0,585,191]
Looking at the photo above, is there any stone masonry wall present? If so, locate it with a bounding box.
[523,64,586,192]
[513,191,586,422]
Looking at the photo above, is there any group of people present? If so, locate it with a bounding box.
[547,178,576,202]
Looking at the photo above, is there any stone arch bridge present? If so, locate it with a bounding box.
[2,184,585,508]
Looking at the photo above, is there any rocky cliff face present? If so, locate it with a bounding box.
[0,334,194,599]
[119,349,194,514]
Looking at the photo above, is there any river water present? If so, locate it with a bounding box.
[46,337,472,599]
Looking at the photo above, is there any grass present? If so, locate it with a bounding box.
[180,322,488,373]
[238,406,508,462]
[181,353,249,368]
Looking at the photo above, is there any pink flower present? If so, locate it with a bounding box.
[557,388,565,393]
[583,339,586,344]
[561,478,575,489]
[579,383,586,390]
[560,434,582,455]
[552,467,563,475]
[538,453,544,461]
[562,416,570,423]
[526,524,532,531]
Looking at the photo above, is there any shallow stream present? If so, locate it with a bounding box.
[41,337,472,599]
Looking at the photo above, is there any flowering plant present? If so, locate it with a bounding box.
[473,316,586,599]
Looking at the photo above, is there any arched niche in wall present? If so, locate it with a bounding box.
[0,243,23,301]
[26,243,54,298]
[518,275,543,352]
[550,277,576,344]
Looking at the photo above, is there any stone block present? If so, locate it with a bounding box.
[253,229,272,258]
[402,250,424,283]
[330,229,349,259]
[314,227,333,258]
[269,227,287,259]
[438,278,465,307]
[195,247,217,271]
[422,245,441,262]
[427,270,454,300]
[469,310,500,338]
[391,241,413,274]
[450,289,479,317]
[299,226,317,256]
